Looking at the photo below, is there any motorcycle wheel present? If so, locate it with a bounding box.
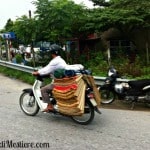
[100,89,115,104]
[71,100,94,125]
[19,91,39,116]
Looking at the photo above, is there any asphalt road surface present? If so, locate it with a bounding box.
[0,74,150,150]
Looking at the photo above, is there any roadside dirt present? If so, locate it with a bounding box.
[101,99,150,112]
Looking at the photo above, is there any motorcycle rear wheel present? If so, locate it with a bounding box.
[71,101,94,125]
[100,89,115,104]
[19,91,39,116]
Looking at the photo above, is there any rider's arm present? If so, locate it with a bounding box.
[32,71,39,76]
[38,63,56,75]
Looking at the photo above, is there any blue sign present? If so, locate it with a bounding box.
[1,32,16,39]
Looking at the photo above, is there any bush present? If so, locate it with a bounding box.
[14,50,149,79]
[15,54,23,64]
[84,51,150,79]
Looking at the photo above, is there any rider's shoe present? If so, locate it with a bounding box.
[42,104,54,112]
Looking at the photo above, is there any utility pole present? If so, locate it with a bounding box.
[29,10,31,19]
[29,10,36,68]
[5,39,9,61]
[0,40,2,59]
[31,39,35,67]
[146,42,149,65]
[107,41,111,66]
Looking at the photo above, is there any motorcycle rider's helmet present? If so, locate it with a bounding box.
[49,44,62,55]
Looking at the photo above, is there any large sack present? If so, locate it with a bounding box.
[52,74,101,116]
[52,75,86,116]
[82,75,101,107]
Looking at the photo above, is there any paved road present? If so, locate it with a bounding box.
[0,74,150,150]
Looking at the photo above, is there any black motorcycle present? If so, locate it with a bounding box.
[99,66,150,109]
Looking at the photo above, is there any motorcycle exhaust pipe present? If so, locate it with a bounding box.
[138,96,146,100]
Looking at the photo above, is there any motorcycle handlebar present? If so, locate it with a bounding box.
[33,74,50,81]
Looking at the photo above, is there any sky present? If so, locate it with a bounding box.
[0,0,94,30]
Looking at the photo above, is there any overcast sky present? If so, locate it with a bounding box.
[0,0,94,30]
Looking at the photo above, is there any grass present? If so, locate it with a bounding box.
[0,66,35,84]
[0,65,52,85]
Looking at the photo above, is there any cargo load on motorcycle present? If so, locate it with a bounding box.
[52,64,101,116]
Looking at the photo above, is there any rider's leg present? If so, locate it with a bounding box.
[41,83,54,111]
[41,83,54,103]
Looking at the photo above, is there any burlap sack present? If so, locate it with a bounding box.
[52,75,86,116]
[82,75,101,107]
[52,74,101,116]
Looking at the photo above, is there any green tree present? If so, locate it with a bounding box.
[1,0,88,46]
[33,0,88,42]
[85,0,150,34]
[4,19,14,32]
[89,0,110,7]
[12,15,36,45]
[85,0,150,63]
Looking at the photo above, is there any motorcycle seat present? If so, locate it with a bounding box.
[128,79,150,89]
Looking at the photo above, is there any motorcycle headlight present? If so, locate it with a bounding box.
[122,82,129,88]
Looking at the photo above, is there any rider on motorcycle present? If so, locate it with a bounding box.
[32,44,67,112]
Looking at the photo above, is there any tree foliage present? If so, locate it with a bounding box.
[0,0,149,46]
[12,15,36,44]
[89,0,110,7]
[4,19,14,31]
[87,0,150,34]
[0,0,89,45]
[33,0,88,42]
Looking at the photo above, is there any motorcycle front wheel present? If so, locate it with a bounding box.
[19,91,39,116]
[100,89,115,104]
[71,101,94,125]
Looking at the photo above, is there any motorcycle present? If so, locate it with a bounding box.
[99,66,150,109]
[19,70,101,125]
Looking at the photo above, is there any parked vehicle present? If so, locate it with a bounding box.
[19,70,101,125]
[99,66,150,109]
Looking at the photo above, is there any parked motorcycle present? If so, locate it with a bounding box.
[19,70,101,125]
[99,66,150,109]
